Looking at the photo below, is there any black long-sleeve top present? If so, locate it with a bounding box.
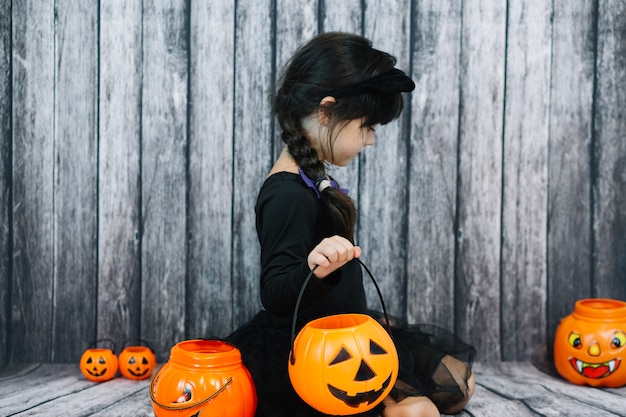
[255,172,367,321]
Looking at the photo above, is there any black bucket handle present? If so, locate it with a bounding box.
[289,259,392,365]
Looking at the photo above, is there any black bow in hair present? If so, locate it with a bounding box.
[321,68,415,98]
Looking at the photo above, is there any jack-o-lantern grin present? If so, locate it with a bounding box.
[569,357,622,379]
[86,367,108,377]
[327,373,392,408]
[128,367,150,377]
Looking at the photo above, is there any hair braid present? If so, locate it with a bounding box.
[283,131,356,240]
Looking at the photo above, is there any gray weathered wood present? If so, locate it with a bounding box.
[407,0,461,330]
[500,0,551,361]
[455,0,507,362]
[547,0,596,354]
[52,0,99,363]
[231,0,274,327]
[10,0,55,363]
[360,0,412,318]
[0,0,625,367]
[2,362,625,416]
[187,0,236,338]
[97,0,143,346]
[0,0,11,366]
[592,0,626,299]
[140,0,189,361]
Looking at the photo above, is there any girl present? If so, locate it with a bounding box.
[226,32,475,417]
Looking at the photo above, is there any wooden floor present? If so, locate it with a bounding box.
[0,362,625,416]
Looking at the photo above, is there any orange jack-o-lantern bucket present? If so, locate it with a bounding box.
[288,260,398,415]
[118,340,157,380]
[554,298,626,387]
[79,339,118,382]
[150,339,256,417]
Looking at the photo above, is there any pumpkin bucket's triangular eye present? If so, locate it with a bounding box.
[86,357,93,364]
[370,339,387,355]
[142,357,149,365]
[129,357,136,364]
[98,357,106,364]
[330,346,352,365]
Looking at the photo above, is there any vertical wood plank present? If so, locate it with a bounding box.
[0,0,11,365]
[500,0,552,361]
[52,0,99,363]
[547,0,595,352]
[321,0,362,33]
[187,0,235,338]
[407,0,461,328]
[361,0,411,318]
[456,0,507,361]
[232,0,274,327]
[141,0,188,360]
[10,0,55,363]
[98,1,142,346]
[592,0,626,300]
[321,1,363,230]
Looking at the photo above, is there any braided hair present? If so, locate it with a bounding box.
[272,32,413,240]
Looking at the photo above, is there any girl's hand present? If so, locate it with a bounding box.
[307,235,361,279]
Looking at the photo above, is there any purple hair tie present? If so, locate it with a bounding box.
[298,168,349,199]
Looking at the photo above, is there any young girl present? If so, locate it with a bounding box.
[226,32,475,417]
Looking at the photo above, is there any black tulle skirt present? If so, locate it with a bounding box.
[224,310,475,417]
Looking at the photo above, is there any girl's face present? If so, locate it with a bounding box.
[322,118,377,166]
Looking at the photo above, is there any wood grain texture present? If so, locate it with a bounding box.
[2,362,625,416]
[547,0,596,354]
[52,0,99,363]
[187,0,236,338]
[10,0,55,363]
[407,0,461,329]
[500,0,551,361]
[360,0,412,318]
[0,0,625,366]
[140,0,189,360]
[455,0,507,362]
[97,0,142,346]
[592,0,626,299]
[0,0,11,366]
[231,0,273,327]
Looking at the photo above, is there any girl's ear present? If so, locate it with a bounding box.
[318,96,336,126]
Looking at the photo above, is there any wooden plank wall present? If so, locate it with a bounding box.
[0,0,624,365]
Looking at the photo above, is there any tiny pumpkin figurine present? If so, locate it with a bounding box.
[150,339,256,417]
[80,340,118,382]
[554,298,626,387]
[118,341,157,380]
[289,313,398,415]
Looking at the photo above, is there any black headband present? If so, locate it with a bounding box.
[321,68,415,98]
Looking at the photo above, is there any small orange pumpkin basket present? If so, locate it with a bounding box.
[150,339,256,417]
[288,260,398,415]
[554,298,626,388]
[79,339,118,382]
[118,340,157,380]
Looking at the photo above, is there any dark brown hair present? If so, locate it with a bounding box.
[272,32,412,240]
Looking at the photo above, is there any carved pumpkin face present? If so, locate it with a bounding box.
[289,313,398,415]
[119,346,157,380]
[554,298,626,388]
[80,348,118,382]
[150,340,256,417]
